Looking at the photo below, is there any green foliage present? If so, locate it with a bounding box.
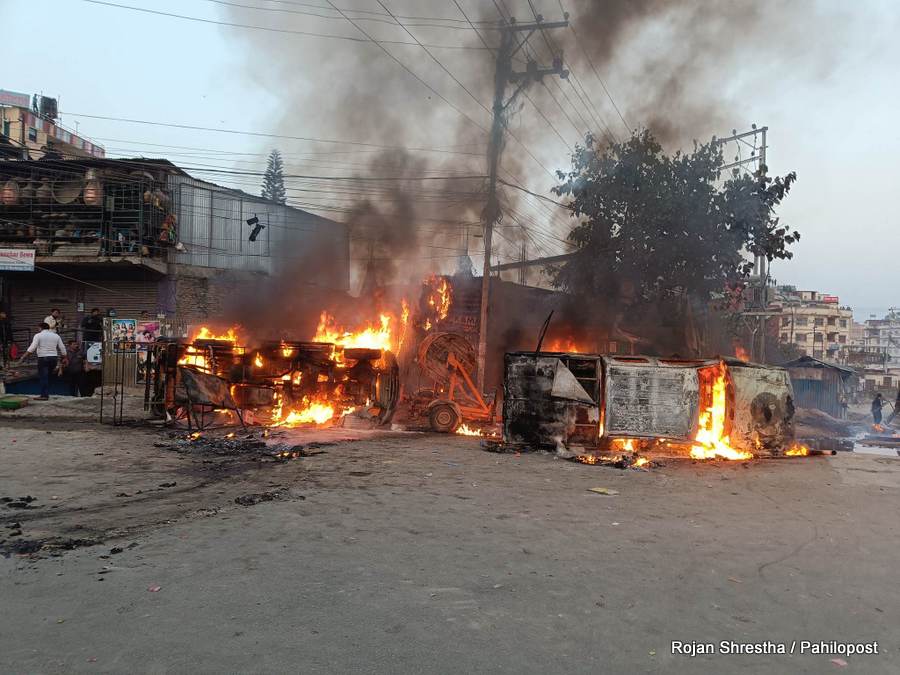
[261,149,287,205]
[551,131,799,306]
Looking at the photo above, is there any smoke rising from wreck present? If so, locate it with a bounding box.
[218,0,844,352]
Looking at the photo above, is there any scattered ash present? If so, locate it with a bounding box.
[155,432,331,463]
[234,487,304,507]
[0,535,103,559]
[2,495,39,510]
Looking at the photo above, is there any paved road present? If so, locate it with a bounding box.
[2,406,899,673]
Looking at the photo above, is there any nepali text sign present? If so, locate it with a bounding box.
[0,248,35,272]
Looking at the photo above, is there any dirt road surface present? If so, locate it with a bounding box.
[2,397,899,673]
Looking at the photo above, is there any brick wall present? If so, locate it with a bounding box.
[171,266,263,328]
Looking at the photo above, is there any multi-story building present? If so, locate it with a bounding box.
[771,286,853,361]
[855,311,900,393]
[1,89,105,160]
[0,155,348,348]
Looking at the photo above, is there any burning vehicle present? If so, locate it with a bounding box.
[147,316,400,430]
[503,351,806,461]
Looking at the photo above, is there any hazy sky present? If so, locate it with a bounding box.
[2,0,897,318]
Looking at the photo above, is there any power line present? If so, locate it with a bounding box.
[59,111,484,156]
[79,0,493,51]
[195,0,503,31]
[374,0,491,117]
[556,0,631,134]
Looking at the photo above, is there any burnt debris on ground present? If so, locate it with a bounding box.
[154,432,332,462]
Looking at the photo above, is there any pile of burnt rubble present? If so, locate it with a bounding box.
[154,432,329,461]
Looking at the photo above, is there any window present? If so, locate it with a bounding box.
[1,121,9,138]
[885,377,894,388]
[795,333,807,342]
[827,333,838,342]
[795,317,808,326]
[839,335,846,344]
[27,127,37,142]
[840,319,848,328]
[827,317,836,326]
[814,317,824,326]
[814,333,824,342]
[782,316,790,326]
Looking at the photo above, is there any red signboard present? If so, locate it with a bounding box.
[0,89,31,108]
[822,295,839,304]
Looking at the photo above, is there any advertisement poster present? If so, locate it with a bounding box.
[136,321,160,383]
[111,319,137,352]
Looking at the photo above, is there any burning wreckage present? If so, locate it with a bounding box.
[502,352,816,464]
[140,272,820,467]
[143,274,493,434]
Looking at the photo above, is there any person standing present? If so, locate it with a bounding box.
[0,310,12,367]
[19,322,66,400]
[62,341,85,396]
[871,393,886,426]
[44,308,62,333]
[81,307,103,343]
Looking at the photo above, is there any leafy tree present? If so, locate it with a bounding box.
[551,131,799,308]
[261,149,287,204]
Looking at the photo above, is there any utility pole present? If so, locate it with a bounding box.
[476,14,570,391]
[715,125,771,362]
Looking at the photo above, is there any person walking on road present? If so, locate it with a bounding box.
[18,322,66,400]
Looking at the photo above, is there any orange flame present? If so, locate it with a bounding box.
[178,326,244,370]
[271,395,337,427]
[543,337,584,353]
[425,275,452,322]
[785,444,810,457]
[254,353,264,368]
[734,344,750,362]
[456,423,483,437]
[397,299,411,354]
[690,363,753,461]
[280,340,295,358]
[313,311,393,353]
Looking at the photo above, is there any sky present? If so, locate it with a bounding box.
[1,0,897,318]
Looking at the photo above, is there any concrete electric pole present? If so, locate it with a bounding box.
[714,125,772,362]
[476,14,570,392]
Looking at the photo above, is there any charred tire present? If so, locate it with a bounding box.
[429,403,461,433]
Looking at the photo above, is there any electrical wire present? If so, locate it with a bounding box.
[79,0,493,51]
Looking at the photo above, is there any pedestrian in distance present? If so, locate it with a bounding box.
[871,393,886,426]
[44,308,62,333]
[81,307,103,343]
[63,340,86,396]
[18,322,66,400]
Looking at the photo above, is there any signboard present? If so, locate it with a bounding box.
[0,248,36,271]
[0,89,30,108]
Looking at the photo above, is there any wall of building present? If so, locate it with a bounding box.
[0,105,104,159]
[167,174,348,290]
[773,289,853,361]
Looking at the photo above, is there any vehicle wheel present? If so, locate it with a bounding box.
[429,403,461,433]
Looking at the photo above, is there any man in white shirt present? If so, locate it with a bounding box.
[19,322,67,400]
[44,308,62,333]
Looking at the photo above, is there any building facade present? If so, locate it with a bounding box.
[1,89,105,160]
[0,157,348,347]
[771,287,853,361]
